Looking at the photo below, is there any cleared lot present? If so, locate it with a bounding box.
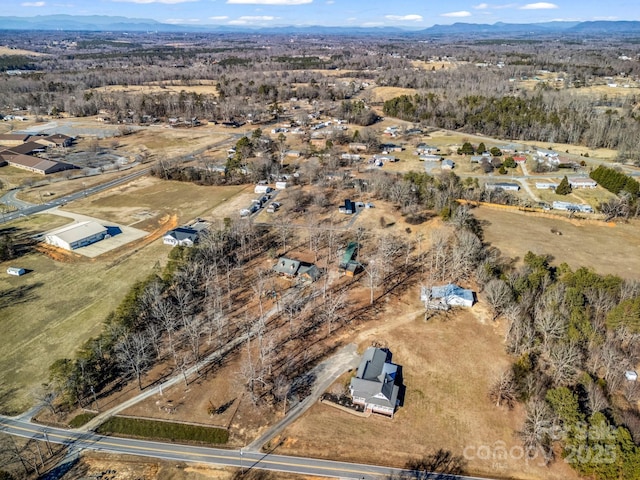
[472,206,640,278]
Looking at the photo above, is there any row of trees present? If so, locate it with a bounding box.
[383,92,640,151]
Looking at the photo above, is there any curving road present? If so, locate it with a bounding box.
[0,414,494,480]
[0,168,149,225]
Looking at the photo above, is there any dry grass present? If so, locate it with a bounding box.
[276,306,577,480]
[90,84,219,95]
[0,177,249,413]
[0,226,170,414]
[0,46,48,56]
[472,206,640,278]
[68,176,250,225]
[371,86,419,103]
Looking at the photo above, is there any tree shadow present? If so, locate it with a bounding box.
[0,282,42,310]
[398,449,467,479]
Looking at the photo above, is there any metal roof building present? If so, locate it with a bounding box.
[45,221,108,251]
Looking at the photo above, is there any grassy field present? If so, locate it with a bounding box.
[0,180,249,414]
[0,46,48,56]
[69,177,250,225]
[0,231,170,414]
[276,308,578,479]
[371,86,420,103]
[472,206,640,278]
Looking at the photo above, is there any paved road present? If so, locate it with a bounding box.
[0,188,34,210]
[0,168,149,225]
[0,415,495,480]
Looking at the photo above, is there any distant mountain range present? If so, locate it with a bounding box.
[1,15,640,36]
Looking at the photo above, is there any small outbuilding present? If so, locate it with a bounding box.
[625,371,638,382]
[6,267,26,276]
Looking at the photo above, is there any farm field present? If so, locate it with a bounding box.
[68,176,251,225]
[0,220,170,414]
[275,306,579,480]
[472,206,640,278]
[0,179,250,414]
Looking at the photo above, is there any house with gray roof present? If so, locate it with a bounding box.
[273,257,321,282]
[163,227,200,247]
[421,284,475,308]
[349,347,401,418]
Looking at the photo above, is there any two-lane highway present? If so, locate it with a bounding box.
[0,415,494,480]
[0,168,149,225]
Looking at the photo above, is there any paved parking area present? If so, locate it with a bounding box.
[38,207,148,258]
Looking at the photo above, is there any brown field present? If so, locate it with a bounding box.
[0,46,48,56]
[371,86,418,102]
[411,60,458,71]
[91,84,219,95]
[68,176,251,225]
[0,178,249,414]
[472,206,640,278]
[276,305,578,480]
[0,219,170,414]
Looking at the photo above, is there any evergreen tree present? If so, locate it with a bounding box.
[556,176,572,195]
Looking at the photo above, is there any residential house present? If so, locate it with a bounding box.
[349,142,368,152]
[422,284,475,308]
[513,156,527,163]
[273,257,321,282]
[339,241,361,276]
[569,177,598,189]
[441,159,455,170]
[485,182,520,192]
[349,347,402,418]
[163,227,200,247]
[273,257,301,278]
[536,182,558,190]
[552,201,593,213]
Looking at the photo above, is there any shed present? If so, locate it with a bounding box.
[6,267,26,276]
[625,371,638,381]
[275,181,288,190]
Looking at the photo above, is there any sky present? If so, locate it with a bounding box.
[5,0,640,28]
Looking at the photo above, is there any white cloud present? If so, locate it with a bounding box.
[361,21,384,27]
[474,3,488,9]
[441,10,471,17]
[520,2,558,9]
[112,0,196,3]
[385,14,423,22]
[209,15,229,20]
[228,15,277,24]
[227,0,311,4]
[22,1,45,5]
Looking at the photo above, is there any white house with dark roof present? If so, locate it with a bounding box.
[163,227,200,247]
[349,347,401,418]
